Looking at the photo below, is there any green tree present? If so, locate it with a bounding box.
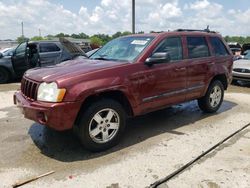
[17,36,29,44]
[71,33,89,39]
[55,33,70,38]
[90,36,103,47]
[30,36,45,41]
[112,31,132,39]
[92,34,111,44]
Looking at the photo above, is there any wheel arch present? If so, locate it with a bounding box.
[0,65,12,83]
[74,90,134,128]
[210,74,228,90]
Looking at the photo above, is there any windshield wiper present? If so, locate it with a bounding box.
[93,57,110,60]
[92,54,111,61]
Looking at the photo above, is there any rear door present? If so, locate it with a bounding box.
[210,36,232,79]
[11,42,28,77]
[38,43,62,66]
[185,36,213,100]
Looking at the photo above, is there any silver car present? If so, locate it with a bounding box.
[233,52,250,82]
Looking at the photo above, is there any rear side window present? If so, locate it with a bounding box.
[154,37,183,61]
[39,43,60,53]
[210,37,229,56]
[187,37,210,59]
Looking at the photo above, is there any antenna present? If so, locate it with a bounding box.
[205,25,210,32]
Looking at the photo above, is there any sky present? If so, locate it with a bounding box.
[0,0,250,40]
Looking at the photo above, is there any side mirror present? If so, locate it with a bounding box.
[0,53,3,58]
[145,52,171,66]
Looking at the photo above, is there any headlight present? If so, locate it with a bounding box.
[37,82,66,102]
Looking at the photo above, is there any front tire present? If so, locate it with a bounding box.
[0,67,10,84]
[198,80,224,113]
[76,98,126,152]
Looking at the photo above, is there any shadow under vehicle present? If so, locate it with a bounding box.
[0,38,87,84]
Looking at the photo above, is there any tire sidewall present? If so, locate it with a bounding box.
[0,67,9,84]
[78,99,126,152]
[205,80,224,112]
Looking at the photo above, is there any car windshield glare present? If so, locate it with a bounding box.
[90,36,154,62]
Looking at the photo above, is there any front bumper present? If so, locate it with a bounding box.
[232,71,250,81]
[14,91,81,131]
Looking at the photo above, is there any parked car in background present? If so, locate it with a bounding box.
[14,29,233,151]
[242,50,250,56]
[86,48,99,57]
[228,42,242,52]
[228,42,244,61]
[0,38,86,84]
[242,43,250,54]
[0,48,14,57]
[233,52,250,82]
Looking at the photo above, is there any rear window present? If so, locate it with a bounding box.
[210,37,229,56]
[187,37,210,59]
[39,43,60,53]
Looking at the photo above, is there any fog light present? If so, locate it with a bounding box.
[37,112,48,124]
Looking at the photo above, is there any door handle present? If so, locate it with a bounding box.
[208,62,215,67]
[175,67,186,71]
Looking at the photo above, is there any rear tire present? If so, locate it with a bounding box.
[75,98,126,152]
[198,80,224,113]
[0,67,10,84]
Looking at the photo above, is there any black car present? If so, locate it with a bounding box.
[0,38,86,84]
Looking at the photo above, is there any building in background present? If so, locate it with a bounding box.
[0,40,18,50]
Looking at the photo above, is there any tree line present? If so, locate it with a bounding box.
[17,32,250,46]
[17,31,134,46]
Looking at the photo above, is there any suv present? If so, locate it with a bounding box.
[0,39,86,84]
[14,29,233,151]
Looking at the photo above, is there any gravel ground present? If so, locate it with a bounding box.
[0,82,249,188]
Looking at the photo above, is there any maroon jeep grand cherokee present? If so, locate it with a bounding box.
[14,30,233,151]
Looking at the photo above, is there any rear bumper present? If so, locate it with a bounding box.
[14,91,81,131]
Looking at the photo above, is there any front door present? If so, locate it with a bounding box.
[11,42,28,77]
[139,36,187,113]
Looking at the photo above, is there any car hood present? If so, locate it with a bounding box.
[233,59,250,69]
[24,58,129,82]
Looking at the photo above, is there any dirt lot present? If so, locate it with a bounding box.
[0,82,250,188]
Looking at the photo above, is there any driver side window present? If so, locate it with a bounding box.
[15,43,27,56]
[154,37,183,61]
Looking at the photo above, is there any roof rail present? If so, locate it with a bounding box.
[175,26,217,33]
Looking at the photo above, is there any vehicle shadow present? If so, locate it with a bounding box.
[28,100,237,162]
[231,81,250,88]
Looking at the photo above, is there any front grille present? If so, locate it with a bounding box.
[21,77,39,100]
[233,68,250,73]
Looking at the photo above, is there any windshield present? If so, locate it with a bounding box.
[90,36,154,62]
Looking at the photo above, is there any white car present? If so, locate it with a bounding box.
[0,48,14,57]
[233,52,250,82]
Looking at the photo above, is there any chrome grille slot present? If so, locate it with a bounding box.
[21,78,39,100]
[233,68,250,73]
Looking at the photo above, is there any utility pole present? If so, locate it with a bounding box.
[21,22,24,37]
[132,0,135,34]
[39,28,41,37]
